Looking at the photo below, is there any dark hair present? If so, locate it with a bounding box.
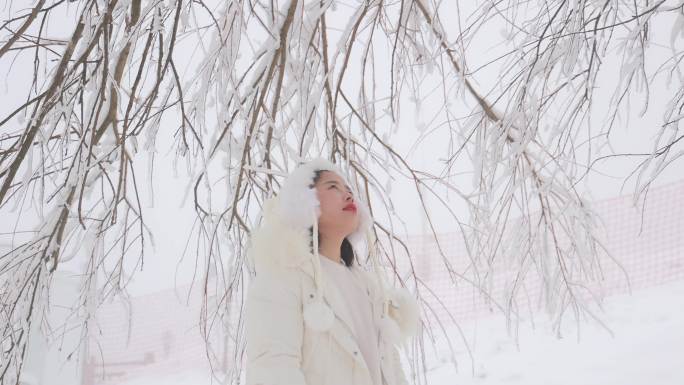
[308,169,355,268]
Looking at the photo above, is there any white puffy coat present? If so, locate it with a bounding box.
[244,198,417,385]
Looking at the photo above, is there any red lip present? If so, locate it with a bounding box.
[343,203,357,212]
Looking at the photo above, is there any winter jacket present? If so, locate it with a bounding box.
[244,256,412,385]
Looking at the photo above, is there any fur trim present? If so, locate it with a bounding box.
[248,158,374,270]
[387,287,420,341]
[276,162,321,230]
[275,157,372,252]
[346,197,373,252]
[247,196,312,269]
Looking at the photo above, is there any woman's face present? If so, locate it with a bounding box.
[314,170,360,239]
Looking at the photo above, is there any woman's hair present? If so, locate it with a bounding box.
[308,169,355,267]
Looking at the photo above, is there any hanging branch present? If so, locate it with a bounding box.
[1,0,682,383]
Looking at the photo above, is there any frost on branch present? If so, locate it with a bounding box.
[1,0,682,383]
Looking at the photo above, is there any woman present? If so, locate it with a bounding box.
[244,158,419,385]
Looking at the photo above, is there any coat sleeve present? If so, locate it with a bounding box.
[245,267,307,385]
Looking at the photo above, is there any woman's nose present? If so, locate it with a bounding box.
[345,191,353,201]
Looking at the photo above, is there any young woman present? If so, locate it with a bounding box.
[244,158,419,385]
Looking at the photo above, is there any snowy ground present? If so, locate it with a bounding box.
[423,279,684,385]
[111,279,684,385]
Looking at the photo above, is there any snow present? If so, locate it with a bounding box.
[422,279,684,385]
[96,279,684,385]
